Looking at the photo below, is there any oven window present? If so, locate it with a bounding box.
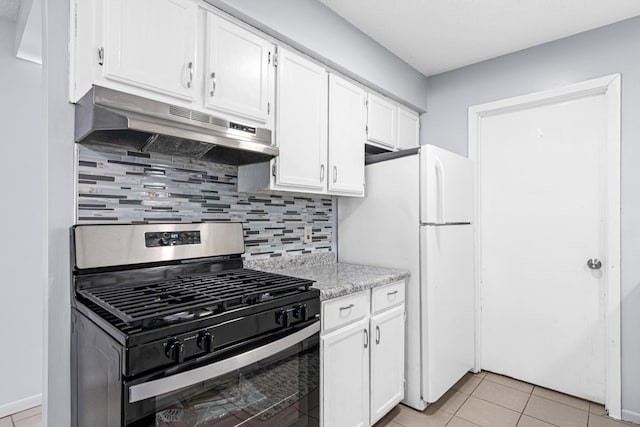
[127,334,319,427]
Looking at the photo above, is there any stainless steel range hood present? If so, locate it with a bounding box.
[74,86,278,165]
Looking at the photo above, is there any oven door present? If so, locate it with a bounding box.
[124,321,320,427]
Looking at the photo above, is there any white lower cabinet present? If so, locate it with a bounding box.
[320,281,406,427]
[370,305,405,424]
[322,317,370,427]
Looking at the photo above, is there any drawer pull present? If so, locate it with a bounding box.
[387,290,399,296]
[339,304,355,311]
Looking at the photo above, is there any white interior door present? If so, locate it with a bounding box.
[479,94,607,403]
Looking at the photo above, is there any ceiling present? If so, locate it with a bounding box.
[319,0,640,77]
[0,0,20,22]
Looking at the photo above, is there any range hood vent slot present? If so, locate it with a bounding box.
[75,86,278,166]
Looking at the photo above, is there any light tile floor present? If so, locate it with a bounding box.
[1,375,636,427]
[0,406,41,427]
[375,371,638,427]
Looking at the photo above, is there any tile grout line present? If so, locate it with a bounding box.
[445,373,483,426]
[514,384,535,427]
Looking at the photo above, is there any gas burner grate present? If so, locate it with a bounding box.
[76,269,314,327]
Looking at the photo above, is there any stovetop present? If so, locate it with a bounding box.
[72,223,322,378]
[76,268,315,328]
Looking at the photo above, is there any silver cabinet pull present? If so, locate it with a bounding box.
[320,164,325,181]
[339,304,354,311]
[387,290,398,296]
[364,329,369,349]
[210,72,216,97]
[333,166,337,183]
[186,62,194,88]
[375,325,380,344]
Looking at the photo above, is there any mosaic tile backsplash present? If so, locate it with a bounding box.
[76,145,334,260]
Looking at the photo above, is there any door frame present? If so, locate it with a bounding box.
[468,74,621,418]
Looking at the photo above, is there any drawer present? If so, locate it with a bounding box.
[322,291,369,332]
[372,280,405,314]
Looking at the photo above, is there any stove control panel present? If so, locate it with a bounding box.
[145,230,201,247]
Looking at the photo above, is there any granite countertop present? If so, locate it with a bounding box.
[244,253,410,300]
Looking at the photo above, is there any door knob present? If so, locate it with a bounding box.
[587,258,602,270]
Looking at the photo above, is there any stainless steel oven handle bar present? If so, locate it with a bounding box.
[128,321,320,403]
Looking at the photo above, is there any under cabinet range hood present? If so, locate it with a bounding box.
[74,86,278,165]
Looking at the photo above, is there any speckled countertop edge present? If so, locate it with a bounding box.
[244,253,410,300]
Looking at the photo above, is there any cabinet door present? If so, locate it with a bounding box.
[275,48,328,191]
[322,318,369,427]
[103,0,198,100]
[328,74,365,196]
[205,12,274,124]
[396,106,420,150]
[370,305,405,425]
[367,93,396,149]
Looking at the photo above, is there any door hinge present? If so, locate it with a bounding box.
[366,100,369,108]
[365,124,369,135]
[272,163,277,177]
[98,47,104,66]
[268,51,271,65]
[267,102,271,115]
[273,47,279,67]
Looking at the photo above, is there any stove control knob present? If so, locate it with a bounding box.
[197,331,214,353]
[164,338,184,363]
[294,304,308,321]
[275,308,290,327]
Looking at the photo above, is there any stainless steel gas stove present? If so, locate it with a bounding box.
[71,223,320,427]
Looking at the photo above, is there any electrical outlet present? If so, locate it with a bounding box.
[304,224,312,244]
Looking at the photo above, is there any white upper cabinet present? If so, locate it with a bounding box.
[366,93,396,149]
[204,12,275,124]
[275,48,328,191]
[396,106,420,150]
[366,92,420,151]
[102,0,198,100]
[328,74,366,197]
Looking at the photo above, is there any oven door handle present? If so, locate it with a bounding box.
[128,321,320,403]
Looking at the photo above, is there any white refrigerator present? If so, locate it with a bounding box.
[338,144,475,410]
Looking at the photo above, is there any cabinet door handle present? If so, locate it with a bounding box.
[387,290,398,296]
[339,304,354,311]
[364,329,369,349]
[210,72,216,97]
[375,325,380,344]
[186,62,194,88]
[333,166,337,183]
[320,164,325,182]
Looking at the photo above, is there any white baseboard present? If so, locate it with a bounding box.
[622,409,640,424]
[0,394,42,419]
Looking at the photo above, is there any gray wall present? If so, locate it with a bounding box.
[44,0,76,424]
[424,15,640,421]
[205,0,428,112]
[0,18,45,417]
